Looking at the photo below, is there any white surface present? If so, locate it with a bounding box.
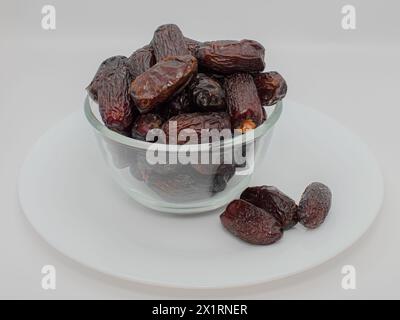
[1,0,400,298]
[18,101,383,288]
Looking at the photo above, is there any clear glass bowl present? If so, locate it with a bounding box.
[84,96,282,214]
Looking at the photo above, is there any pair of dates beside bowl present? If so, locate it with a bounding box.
[86,24,287,201]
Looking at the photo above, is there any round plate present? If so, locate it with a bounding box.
[18,101,384,288]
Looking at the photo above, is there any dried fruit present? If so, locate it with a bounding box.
[190,73,226,111]
[129,55,198,114]
[162,112,232,144]
[127,45,155,78]
[147,171,210,202]
[151,24,190,62]
[87,56,135,132]
[185,37,202,56]
[298,182,332,229]
[224,73,263,131]
[212,164,236,193]
[220,199,283,245]
[196,40,265,74]
[241,186,298,230]
[131,114,164,142]
[253,71,287,106]
[164,88,194,118]
[191,164,219,176]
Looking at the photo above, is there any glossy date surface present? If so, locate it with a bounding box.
[129,55,198,114]
[254,71,287,106]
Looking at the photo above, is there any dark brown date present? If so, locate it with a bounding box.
[253,71,287,106]
[224,73,263,131]
[190,73,226,111]
[147,171,210,202]
[196,40,265,74]
[127,45,155,78]
[220,199,283,245]
[162,112,232,144]
[185,37,202,56]
[151,24,190,62]
[87,56,134,132]
[131,114,164,142]
[129,55,198,114]
[241,186,298,230]
[87,56,126,102]
[164,88,194,118]
[129,153,177,181]
[191,163,219,176]
[298,182,332,229]
[212,164,236,193]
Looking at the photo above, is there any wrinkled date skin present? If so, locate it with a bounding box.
[127,45,155,78]
[220,199,283,245]
[131,114,164,142]
[162,112,232,144]
[196,40,265,74]
[224,73,264,131]
[151,24,190,62]
[185,37,202,56]
[298,182,332,229]
[164,88,195,118]
[212,164,236,193]
[190,73,226,111]
[253,71,287,106]
[241,186,298,230]
[87,56,134,132]
[129,55,198,113]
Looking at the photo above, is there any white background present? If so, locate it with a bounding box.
[1,0,399,299]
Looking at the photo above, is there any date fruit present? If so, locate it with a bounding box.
[129,55,198,113]
[212,164,236,193]
[185,37,202,56]
[147,171,210,202]
[190,73,226,111]
[253,71,287,106]
[298,182,332,229]
[164,88,194,118]
[220,199,283,245]
[131,114,164,142]
[162,112,232,144]
[196,40,265,74]
[224,73,263,131]
[241,186,298,230]
[127,45,155,78]
[151,24,190,62]
[87,56,134,132]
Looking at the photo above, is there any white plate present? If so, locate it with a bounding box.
[18,101,384,289]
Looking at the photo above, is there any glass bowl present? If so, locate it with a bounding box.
[84,96,282,214]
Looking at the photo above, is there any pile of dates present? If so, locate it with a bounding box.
[221,182,332,245]
[86,24,288,199]
[87,23,287,139]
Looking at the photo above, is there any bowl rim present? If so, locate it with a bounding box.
[84,95,282,152]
